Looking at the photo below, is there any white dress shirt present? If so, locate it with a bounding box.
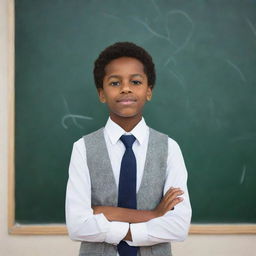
[65,117,192,249]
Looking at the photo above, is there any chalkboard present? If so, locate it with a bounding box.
[14,0,256,226]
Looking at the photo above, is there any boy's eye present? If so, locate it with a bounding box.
[131,80,142,85]
[110,81,120,86]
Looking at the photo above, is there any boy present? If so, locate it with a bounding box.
[65,42,192,256]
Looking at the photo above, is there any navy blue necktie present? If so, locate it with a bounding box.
[117,135,138,256]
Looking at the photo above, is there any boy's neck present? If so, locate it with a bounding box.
[110,115,142,132]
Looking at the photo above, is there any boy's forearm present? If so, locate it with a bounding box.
[92,188,184,243]
[93,206,157,223]
[93,206,152,242]
[92,188,183,224]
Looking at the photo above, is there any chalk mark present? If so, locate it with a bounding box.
[151,0,161,17]
[185,96,191,111]
[62,96,93,129]
[230,133,256,142]
[132,9,194,56]
[208,98,222,129]
[165,23,171,41]
[102,12,122,21]
[246,18,256,37]
[61,114,93,129]
[166,10,194,55]
[132,17,177,47]
[164,56,177,66]
[168,68,186,89]
[225,59,246,82]
[240,165,247,184]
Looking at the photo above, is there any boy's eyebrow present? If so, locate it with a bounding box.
[106,74,144,80]
[131,74,144,78]
[106,75,120,80]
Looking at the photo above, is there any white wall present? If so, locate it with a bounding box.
[0,0,255,255]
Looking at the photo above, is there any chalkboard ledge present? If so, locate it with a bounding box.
[7,224,256,235]
[190,224,256,234]
[9,224,67,235]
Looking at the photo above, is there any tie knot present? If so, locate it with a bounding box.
[120,135,136,149]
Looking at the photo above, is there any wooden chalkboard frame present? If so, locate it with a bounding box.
[8,0,256,235]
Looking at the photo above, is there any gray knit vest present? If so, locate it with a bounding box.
[79,127,172,256]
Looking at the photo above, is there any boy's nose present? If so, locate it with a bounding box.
[120,81,132,93]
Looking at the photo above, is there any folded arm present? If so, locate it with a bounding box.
[91,139,192,246]
[92,187,184,241]
[93,187,183,223]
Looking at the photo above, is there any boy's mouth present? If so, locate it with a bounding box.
[117,97,137,105]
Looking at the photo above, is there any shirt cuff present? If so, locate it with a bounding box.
[126,222,150,246]
[104,220,129,245]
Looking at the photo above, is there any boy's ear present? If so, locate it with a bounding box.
[146,86,152,101]
[98,88,106,103]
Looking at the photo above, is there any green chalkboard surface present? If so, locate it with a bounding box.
[15,0,256,224]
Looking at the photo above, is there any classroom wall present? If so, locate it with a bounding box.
[0,0,255,255]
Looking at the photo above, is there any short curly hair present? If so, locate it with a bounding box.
[93,42,156,89]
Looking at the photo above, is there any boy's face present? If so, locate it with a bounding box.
[98,57,152,123]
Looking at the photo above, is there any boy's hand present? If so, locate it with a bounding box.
[153,187,184,217]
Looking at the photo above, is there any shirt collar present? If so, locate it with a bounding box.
[104,117,148,145]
